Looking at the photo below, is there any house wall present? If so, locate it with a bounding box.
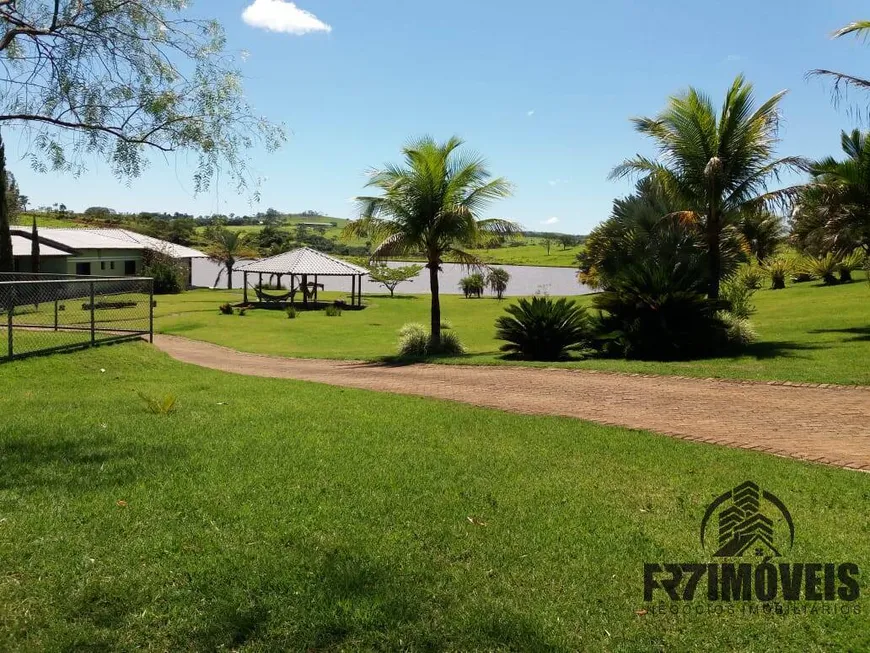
[65,249,144,276]
[12,256,69,274]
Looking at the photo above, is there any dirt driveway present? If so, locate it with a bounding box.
[154,335,870,471]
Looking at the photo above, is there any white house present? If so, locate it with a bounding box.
[10,228,206,282]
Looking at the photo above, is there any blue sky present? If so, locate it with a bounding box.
[8,0,870,233]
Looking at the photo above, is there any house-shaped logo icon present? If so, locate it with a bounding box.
[700,481,795,558]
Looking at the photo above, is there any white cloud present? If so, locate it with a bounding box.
[242,0,332,35]
[527,109,535,117]
[542,217,559,225]
[725,54,743,62]
[548,179,569,187]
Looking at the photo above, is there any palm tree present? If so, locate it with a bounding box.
[738,210,784,262]
[793,130,870,255]
[810,21,870,107]
[611,75,805,299]
[578,179,744,291]
[345,136,517,347]
[204,226,255,290]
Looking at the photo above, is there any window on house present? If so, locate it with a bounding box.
[110,261,115,270]
[124,260,136,275]
[100,261,106,270]
[75,262,91,276]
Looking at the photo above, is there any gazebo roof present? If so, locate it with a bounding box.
[236,247,369,276]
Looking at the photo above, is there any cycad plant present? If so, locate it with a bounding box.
[837,249,866,282]
[801,252,841,285]
[760,255,794,290]
[495,297,590,361]
[345,136,517,348]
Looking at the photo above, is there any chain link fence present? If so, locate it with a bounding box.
[0,273,153,361]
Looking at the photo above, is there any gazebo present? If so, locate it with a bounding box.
[236,247,369,309]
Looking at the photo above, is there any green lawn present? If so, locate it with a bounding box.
[0,344,867,650]
[156,275,870,385]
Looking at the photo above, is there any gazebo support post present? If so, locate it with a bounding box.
[302,274,309,308]
[290,274,295,306]
[351,275,356,307]
[243,272,248,304]
[314,275,319,303]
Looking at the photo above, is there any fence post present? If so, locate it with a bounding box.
[90,280,96,346]
[148,280,154,343]
[6,284,13,361]
[54,298,59,331]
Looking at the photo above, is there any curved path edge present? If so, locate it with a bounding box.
[153,335,870,472]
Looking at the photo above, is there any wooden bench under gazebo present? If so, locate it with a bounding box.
[236,247,369,310]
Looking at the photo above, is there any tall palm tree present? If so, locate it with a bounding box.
[793,130,870,254]
[345,136,516,347]
[204,226,255,290]
[610,75,804,298]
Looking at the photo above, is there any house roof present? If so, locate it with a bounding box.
[236,247,369,276]
[11,235,72,257]
[18,228,206,259]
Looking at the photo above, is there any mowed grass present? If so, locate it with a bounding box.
[0,344,867,651]
[155,274,870,385]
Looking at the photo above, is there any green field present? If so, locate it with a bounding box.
[0,344,867,650]
[155,274,870,385]
[194,219,583,267]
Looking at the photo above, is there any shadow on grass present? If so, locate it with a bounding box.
[736,340,826,360]
[809,326,870,343]
[0,433,186,494]
[192,547,559,651]
[363,352,479,367]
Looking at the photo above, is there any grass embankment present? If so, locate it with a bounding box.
[0,344,867,650]
[195,220,582,267]
[155,275,870,385]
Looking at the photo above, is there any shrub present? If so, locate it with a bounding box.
[487,267,511,300]
[142,248,186,295]
[592,263,729,360]
[237,307,247,316]
[459,273,485,298]
[736,264,765,290]
[837,249,866,282]
[219,303,234,315]
[286,306,298,319]
[761,256,793,290]
[397,323,430,357]
[325,305,342,317]
[718,311,758,347]
[495,297,591,361]
[720,277,757,320]
[397,323,465,357]
[436,330,466,355]
[440,319,453,330]
[802,253,840,285]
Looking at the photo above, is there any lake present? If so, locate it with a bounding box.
[193,259,593,297]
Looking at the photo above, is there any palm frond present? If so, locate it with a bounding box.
[831,21,870,39]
